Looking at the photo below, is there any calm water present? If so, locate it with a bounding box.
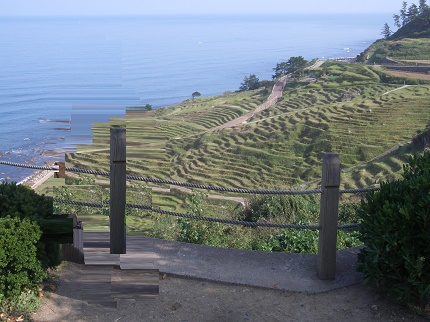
[0,14,391,182]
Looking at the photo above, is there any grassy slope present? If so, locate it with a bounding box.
[64,61,430,192]
[34,35,430,235]
[362,38,430,64]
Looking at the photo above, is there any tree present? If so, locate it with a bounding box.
[419,0,429,13]
[192,91,201,99]
[239,74,260,91]
[407,3,419,19]
[381,23,392,39]
[400,1,408,26]
[272,62,289,79]
[393,14,401,28]
[144,103,152,111]
[272,56,308,79]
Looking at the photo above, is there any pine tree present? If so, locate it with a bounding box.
[407,3,419,19]
[381,23,392,39]
[419,0,429,13]
[393,14,401,28]
[400,1,409,25]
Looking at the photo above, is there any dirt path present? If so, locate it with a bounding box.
[382,84,414,95]
[32,261,427,322]
[209,75,289,132]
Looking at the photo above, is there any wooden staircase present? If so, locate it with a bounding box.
[63,230,159,308]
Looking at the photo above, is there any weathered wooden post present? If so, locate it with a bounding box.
[110,127,126,254]
[54,162,65,178]
[317,153,340,280]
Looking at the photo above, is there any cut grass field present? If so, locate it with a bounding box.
[382,69,430,80]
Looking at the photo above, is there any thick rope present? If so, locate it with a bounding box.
[50,197,362,231]
[126,174,323,195]
[2,161,380,195]
[126,203,321,230]
[0,160,58,171]
[340,187,380,194]
[49,197,104,208]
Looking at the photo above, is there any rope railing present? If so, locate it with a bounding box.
[49,197,104,209]
[67,166,322,195]
[50,197,361,230]
[2,147,367,279]
[126,174,323,195]
[0,160,59,171]
[340,187,380,193]
[0,161,380,195]
[126,202,321,230]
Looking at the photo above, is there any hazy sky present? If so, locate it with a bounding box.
[0,0,408,16]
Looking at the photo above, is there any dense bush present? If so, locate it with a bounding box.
[0,216,47,300]
[174,193,362,253]
[239,194,319,224]
[0,182,53,221]
[0,182,60,268]
[357,152,430,308]
[260,229,360,254]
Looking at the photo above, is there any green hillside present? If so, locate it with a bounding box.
[68,62,430,191]
[391,8,430,39]
[66,7,430,193]
[362,38,430,64]
[47,13,430,251]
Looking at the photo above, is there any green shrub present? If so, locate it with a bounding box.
[259,228,360,254]
[0,182,61,268]
[357,152,430,308]
[0,216,48,300]
[239,194,319,223]
[265,228,319,253]
[0,182,53,221]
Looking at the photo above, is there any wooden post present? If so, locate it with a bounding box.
[110,127,126,254]
[61,215,84,264]
[54,162,65,178]
[317,153,340,280]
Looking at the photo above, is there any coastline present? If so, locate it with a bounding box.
[0,146,67,184]
[17,161,58,190]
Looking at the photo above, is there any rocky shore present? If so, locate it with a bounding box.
[18,162,57,189]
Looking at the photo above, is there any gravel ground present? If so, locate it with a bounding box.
[31,261,428,322]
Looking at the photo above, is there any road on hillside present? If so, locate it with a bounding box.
[209,75,290,132]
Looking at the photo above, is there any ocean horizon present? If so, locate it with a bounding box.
[0,13,392,182]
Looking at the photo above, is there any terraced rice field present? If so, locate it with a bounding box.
[68,66,430,193]
[166,84,429,189]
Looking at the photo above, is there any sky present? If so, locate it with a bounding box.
[0,0,409,16]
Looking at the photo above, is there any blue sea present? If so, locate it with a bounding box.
[0,14,391,182]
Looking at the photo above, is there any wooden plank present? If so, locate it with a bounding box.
[61,228,84,264]
[111,268,159,301]
[317,153,340,280]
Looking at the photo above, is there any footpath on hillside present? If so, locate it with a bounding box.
[209,75,290,132]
